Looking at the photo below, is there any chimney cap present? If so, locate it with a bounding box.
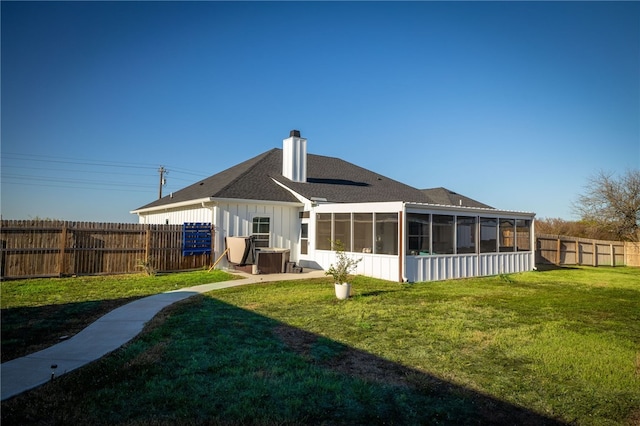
[289,129,301,138]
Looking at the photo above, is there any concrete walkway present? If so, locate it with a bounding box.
[1,269,326,401]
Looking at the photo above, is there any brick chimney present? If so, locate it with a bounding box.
[282,129,307,183]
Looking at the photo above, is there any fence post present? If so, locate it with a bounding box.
[610,244,614,266]
[0,239,6,280]
[556,238,561,265]
[58,225,67,276]
[145,226,151,261]
[576,239,581,265]
[593,242,597,267]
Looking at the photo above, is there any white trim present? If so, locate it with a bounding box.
[131,197,302,215]
[405,202,535,217]
[314,201,404,214]
[130,197,214,214]
[271,178,313,206]
[250,213,273,247]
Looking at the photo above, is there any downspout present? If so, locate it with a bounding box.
[201,201,218,268]
[476,215,480,277]
[531,217,536,270]
[400,206,408,283]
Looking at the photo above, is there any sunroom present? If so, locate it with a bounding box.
[308,201,535,283]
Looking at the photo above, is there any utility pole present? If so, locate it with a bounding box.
[158,166,167,199]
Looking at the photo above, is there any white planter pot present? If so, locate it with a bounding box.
[334,283,351,300]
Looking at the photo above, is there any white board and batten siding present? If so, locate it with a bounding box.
[135,204,214,225]
[213,201,301,261]
[134,199,302,266]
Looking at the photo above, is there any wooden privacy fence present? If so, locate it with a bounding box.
[536,233,629,267]
[625,241,640,267]
[0,220,213,279]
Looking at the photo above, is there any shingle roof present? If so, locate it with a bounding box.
[134,149,492,211]
[282,152,431,204]
[135,149,434,210]
[420,187,494,209]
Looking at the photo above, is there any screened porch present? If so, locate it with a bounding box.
[311,202,535,282]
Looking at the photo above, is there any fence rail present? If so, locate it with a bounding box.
[0,220,212,279]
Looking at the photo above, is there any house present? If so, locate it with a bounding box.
[131,130,535,282]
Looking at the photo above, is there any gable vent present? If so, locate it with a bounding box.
[282,129,307,183]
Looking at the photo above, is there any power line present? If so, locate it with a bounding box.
[0,164,155,177]
[1,180,155,193]
[2,174,157,188]
[1,152,214,199]
[2,152,158,170]
[1,165,209,184]
[2,152,212,178]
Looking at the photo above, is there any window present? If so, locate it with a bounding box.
[480,217,497,253]
[432,215,454,254]
[499,218,515,252]
[456,216,476,254]
[353,213,373,253]
[334,213,351,251]
[316,213,332,250]
[516,219,531,251]
[375,213,398,255]
[300,223,308,255]
[252,217,270,248]
[407,213,430,255]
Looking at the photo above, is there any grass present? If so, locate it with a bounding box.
[2,266,639,425]
[0,269,238,361]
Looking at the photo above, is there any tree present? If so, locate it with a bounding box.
[572,169,640,241]
[535,217,618,240]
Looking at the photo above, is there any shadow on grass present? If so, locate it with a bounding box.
[1,296,144,362]
[2,295,567,425]
[357,289,402,297]
[534,263,580,272]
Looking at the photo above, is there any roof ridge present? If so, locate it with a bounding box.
[214,148,280,195]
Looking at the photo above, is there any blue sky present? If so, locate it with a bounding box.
[2,1,638,223]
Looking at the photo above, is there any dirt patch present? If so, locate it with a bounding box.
[125,340,169,368]
[274,325,422,389]
[626,408,640,426]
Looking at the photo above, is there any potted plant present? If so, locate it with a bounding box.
[325,240,362,300]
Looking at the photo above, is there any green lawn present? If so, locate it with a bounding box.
[2,266,639,425]
[0,269,238,361]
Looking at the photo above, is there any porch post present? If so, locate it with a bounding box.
[398,210,404,283]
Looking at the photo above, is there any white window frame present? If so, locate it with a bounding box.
[250,214,271,248]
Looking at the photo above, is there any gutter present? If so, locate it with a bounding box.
[130,198,215,215]
[130,197,303,215]
[404,202,536,217]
